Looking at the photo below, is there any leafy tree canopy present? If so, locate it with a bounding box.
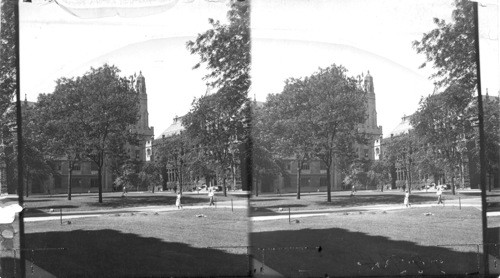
[413,0,476,90]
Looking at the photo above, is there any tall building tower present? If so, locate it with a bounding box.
[130,71,154,161]
[357,71,383,160]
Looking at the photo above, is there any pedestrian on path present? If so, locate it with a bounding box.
[208,187,215,206]
[403,190,411,208]
[175,193,183,209]
[436,186,444,206]
[121,185,127,197]
[350,185,356,197]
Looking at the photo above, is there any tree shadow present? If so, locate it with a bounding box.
[25,229,250,277]
[317,194,439,208]
[250,198,286,203]
[85,195,213,209]
[0,257,21,278]
[250,227,483,277]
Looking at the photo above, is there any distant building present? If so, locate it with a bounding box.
[151,116,186,191]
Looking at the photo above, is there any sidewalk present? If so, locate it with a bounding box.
[251,198,487,222]
[24,200,247,222]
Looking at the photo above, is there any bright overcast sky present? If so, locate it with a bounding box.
[20,0,499,138]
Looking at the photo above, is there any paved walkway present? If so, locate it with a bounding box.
[24,200,247,222]
[250,197,500,222]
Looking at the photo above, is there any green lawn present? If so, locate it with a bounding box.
[24,191,248,214]
[250,190,480,216]
[250,206,489,277]
[25,208,250,277]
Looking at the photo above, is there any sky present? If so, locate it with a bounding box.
[20,0,499,138]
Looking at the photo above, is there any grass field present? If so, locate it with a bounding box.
[250,206,489,277]
[24,191,248,214]
[24,208,250,277]
[250,190,480,216]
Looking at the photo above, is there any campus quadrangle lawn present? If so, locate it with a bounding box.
[250,206,490,277]
[24,208,250,277]
[23,191,248,213]
[250,190,480,216]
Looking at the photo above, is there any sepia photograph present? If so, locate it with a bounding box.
[0,0,499,277]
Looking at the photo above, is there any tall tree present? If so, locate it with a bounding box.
[78,65,140,203]
[0,0,18,194]
[306,65,367,202]
[262,78,315,199]
[185,1,250,194]
[38,64,139,203]
[413,0,476,90]
[0,0,16,115]
[37,78,87,200]
[411,85,474,194]
[253,102,283,196]
[183,93,239,196]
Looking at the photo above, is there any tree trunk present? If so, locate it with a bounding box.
[98,167,103,203]
[451,175,456,195]
[408,166,411,194]
[223,177,227,197]
[25,172,29,198]
[68,168,72,200]
[232,163,237,191]
[296,161,301,200]
[255,179,259,196]
[326,165,331,202]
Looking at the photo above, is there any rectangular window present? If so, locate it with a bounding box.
[286,162,291,171]
[135,150,140,159]
[56,162,62,171]
[73,162,81,171]
[90,178,99,188]
[302,162,310,170]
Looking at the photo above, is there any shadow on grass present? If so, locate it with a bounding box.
[317,194,440,208]
[86,195,210,209]
[27,205,79,211]
[1,257,21,278]
[250,227,483,277]
[25,229,250,277]
[250,198,287,203]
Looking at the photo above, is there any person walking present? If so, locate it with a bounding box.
[436,186,444,206]
[403,190,411,208]
[175,192,183,209]
[208,187,215,206]
[121,185,127,197]
[350,185,356,197]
